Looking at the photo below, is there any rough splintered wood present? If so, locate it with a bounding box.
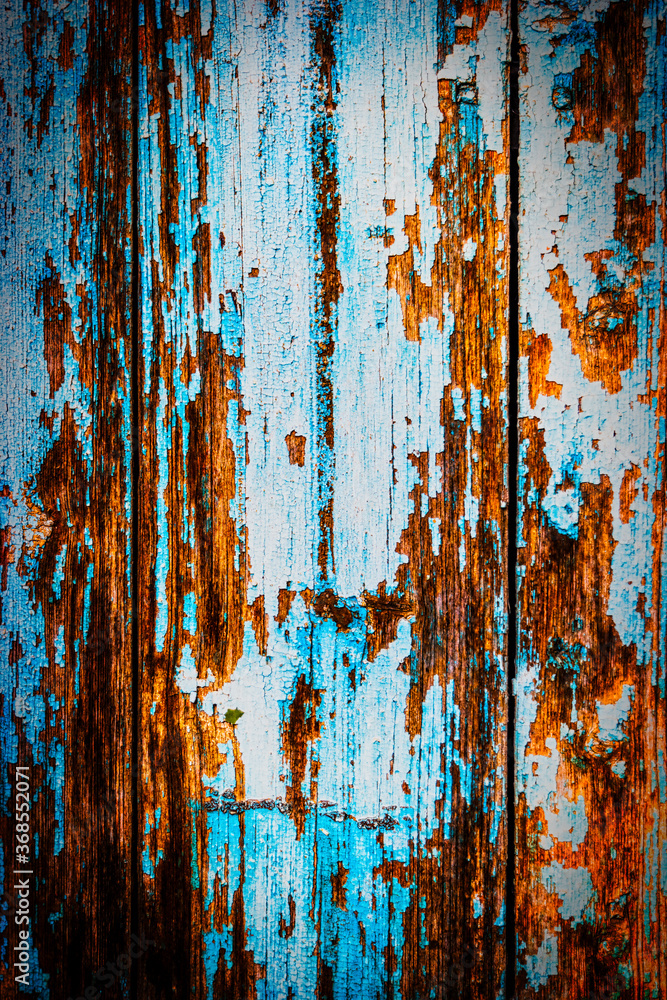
[0,1,134,998]
[516,2,667,997]
[136,1,509,997]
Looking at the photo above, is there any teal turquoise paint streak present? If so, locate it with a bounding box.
[154,376,170,653]
[183,591,198,634]
[143,810,164,878]
[201,810,414,1000]
[47,740,65,857]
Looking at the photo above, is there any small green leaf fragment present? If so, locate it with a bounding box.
[225,708,244,725]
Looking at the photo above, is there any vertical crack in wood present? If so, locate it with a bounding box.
[311,1,342,585]
[507,0,520,994]
[131,0,140,997]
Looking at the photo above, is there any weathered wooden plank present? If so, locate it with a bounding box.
[136,1,510,997]
[0,1,134,997]
[516,2,667,996]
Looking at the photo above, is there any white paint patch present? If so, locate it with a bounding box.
[523,737,588,848]
[451,386,466,422]
[541,862,595,925]
[333,0,453,595]
[596,684,635,743]
[176,646,215,704]
[542,483,579,538]
[522,934,558,988]
[462,237,477,261]
[437,41,476,82]
[475,10,506,154]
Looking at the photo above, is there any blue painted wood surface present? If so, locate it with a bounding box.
[1,0,664,998]
[136,1,509,997]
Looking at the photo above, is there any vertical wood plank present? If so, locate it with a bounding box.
[0,0,134,996]
[136,1,510,997]
[516,2,667,996]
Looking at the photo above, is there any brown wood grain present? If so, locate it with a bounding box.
[0,2,135,997]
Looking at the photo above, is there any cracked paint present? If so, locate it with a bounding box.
[517,1,667,996]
